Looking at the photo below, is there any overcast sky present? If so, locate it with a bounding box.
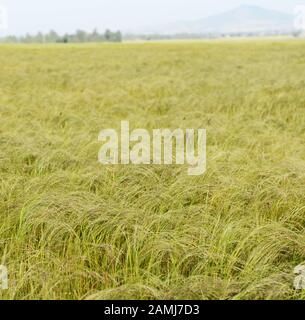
[0,0,304,35]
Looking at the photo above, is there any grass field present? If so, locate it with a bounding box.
[1,40,305,300]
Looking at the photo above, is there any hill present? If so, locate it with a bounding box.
[139,5,294,35]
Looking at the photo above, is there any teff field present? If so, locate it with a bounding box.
[1,40,305,300]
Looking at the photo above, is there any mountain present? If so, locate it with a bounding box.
[137,5,295,35]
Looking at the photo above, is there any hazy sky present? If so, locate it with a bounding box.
[0,0,304,35]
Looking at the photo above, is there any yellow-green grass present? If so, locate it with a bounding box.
[1,40,305,300]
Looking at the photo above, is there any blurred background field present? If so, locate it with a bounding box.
[1,40,305,299]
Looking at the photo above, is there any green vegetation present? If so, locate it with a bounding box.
[1,29,122,43]
[1,40,305,300]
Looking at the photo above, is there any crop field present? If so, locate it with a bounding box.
[1,40,305,300]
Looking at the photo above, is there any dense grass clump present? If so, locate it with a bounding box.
[1,40,305,299]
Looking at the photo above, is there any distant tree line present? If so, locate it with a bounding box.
[1,29,123,43]
[124,30,303,41]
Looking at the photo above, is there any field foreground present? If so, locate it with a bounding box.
[1,40,305,299]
